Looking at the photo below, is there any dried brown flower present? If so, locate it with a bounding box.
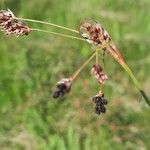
[0,9,14,24]
[79,20,111,46]
[53,78,73,99]
[79,20,125,65]
[91,64,108,84]
[0,9,31,36]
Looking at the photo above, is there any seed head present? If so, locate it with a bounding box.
[91,64,108,84]
[79,20,111,46]
[0,9,31,36]
[92,91,108,115]
[53,78,73,99]
[0,9,14,23]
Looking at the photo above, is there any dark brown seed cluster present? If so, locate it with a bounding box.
[0,9,30,36]
[79,20,111,46]
[92,92,108,115]
[53,78,72,99]
[91,64,108,84]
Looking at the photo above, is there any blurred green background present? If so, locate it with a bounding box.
[0,0,150,149]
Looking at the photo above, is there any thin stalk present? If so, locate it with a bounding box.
[102,50,106,68]
[96,49,99,65]
[71,52,97,80]
[31,28,85,41]
[96,49,104,92]
[120,62,150,106]
[105,44,150,106]
[15,17,79,33]
[71,46,106,80]
[100,84,103,91]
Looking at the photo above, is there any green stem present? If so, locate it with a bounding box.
[72,52,97,80]
[15,17,79,34]
[120,62,150,106]
[105,44,150,106]
[96,49,99,65]
[31,28,85,41]
[100,84,103,91]
[71,46,106,80]
[96,49,104,92]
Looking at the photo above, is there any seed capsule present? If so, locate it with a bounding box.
[92,91,108,115]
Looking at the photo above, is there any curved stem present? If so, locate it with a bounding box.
[71,52,97,80]
[120,62,150,106]
[105,44,150,106]
[31,28,85,41]
[15,17,79,34]
[71,47,105,80]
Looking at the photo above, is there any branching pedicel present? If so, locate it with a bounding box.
[0,9,149,115]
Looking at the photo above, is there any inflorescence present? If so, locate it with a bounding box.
[1,9,150,115]
[92,91,108,115]
[79,20,111,46]
[0,9,30,36]
[53,78,72,99]
[91,64,108,84]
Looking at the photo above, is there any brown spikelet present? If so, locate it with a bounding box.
[53,78,73,99]
[79,20,125,63]
[0,9,31,36]
[0,9,14,22]
[79,20,111,46]
[91,64,108,84]
[3,19,31,36]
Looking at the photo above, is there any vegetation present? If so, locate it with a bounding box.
[0,0,150,149]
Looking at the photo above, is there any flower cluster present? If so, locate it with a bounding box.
[92,91,108,115]
[0,9,113,115]
[0,9,148,115]
[0,9,30,36]
[79,20,111,46]
[53,78,73,99]
[0,9,14,26]
[1,9,147,114]
[91,64,108,84]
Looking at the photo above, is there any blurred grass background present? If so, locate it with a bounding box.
[0,0,150,149]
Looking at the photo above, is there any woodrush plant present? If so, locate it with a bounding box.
[0,9,149,115]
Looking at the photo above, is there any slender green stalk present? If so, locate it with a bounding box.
[105,43,150,106]
[102,51,106,68]
[96,49,104,92]
[71,46,106,80]
[31,28,85,41]
[71,52,97,80]
[15,17,79,33]
[120,62,150,106]
[96,49,99,65]
[100,84,103,91]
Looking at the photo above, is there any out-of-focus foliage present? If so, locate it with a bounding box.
[0,0,150,149]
